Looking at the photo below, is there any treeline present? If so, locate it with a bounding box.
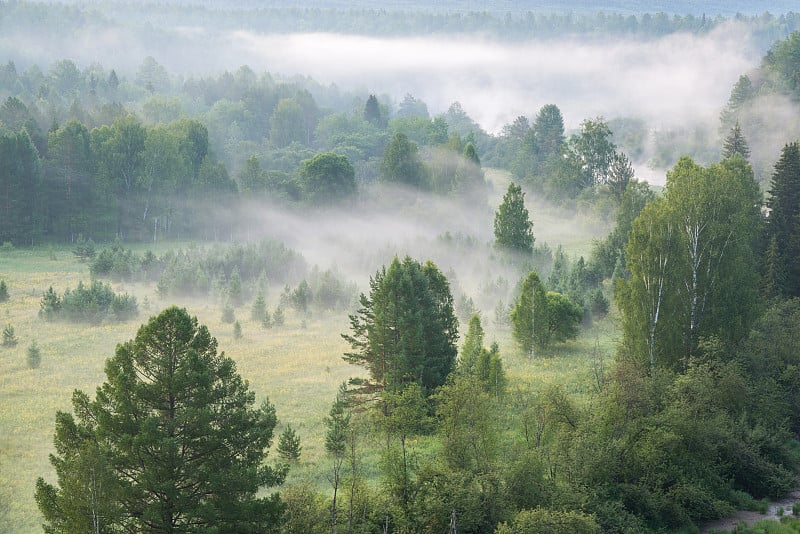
[5,1,800,45]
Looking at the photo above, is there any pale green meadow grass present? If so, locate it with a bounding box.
[0,184,618,531]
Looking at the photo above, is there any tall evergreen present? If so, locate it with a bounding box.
[35,307,286,532]
[766,142,800,296]
[494,182,534,255]
[722,121,751,160]
[342,257,458,397]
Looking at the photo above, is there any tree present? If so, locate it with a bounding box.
[342,256,458,398]
[277,424,302,462]
[269,98,306,148]
[380,133,425,188]
[459,313,485,374]
[297,152,356,204]
[0,279,8,302]
[364,94,383,126]
[494,182,534,255]
[721,121,750,160]
[35,307,287,533]
[618,156,761,369]
[27,340,41,369]
[510,271,548,357]
[325,383,351,533]
[2,323,17,347]
[765,142,800,296]
[545,292,584,343]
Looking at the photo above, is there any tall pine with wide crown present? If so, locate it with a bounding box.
[36,307,286,533]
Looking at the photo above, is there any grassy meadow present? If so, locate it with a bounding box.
[0,174,617,532]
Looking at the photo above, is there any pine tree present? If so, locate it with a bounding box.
[35,307,287,532]
[0,279,8,302]
[722,121,751,160]
[278,424,302,462]
[26,341,41,369]
[494,182,534,255]
[228,266,243,306]
[363,94,382,126]
[2,323,17,347]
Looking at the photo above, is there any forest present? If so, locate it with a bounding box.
[4,1,800,533]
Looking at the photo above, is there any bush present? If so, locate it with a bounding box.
[221,302,235,324]
[0,279,8,302]
[496,508,602,534]
[2,324,18,347]
[277,424,302,462]
[72,234,96,261]
[40,282,137,324]
[39,287,62,321]
[26,341,41,369]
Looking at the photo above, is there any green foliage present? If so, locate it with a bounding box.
[251,288,267,322]
[435,375,500,474]
[545,291,584,343]
[618,156,762,369]
[38,286,62,321]
[496,508,602,534]
[279,483,328,534]
[765,142,800,297]
[0,279,8,303]
[228,266,243,306]
[43,281,138,324]
[233,320,242,339]
[494,182,534,255]
[381,132,426,188]
[26,341,40,369]
[2,323,18,347]
[343,256,458,397]
[277,424,302,462]
[272,305,285,326]
[722,121,751,160]
[35,307,287,532]
[297,151,356,204]
[510,270,549,356]
[221,301,235,324]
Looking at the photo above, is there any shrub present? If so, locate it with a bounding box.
[2,324,18,347]
[72,234,96,261]
[39,287,62,321]
[277,424,302,462]
[221,302,235,324]
[40,282,137,324]
[26,341,41,369]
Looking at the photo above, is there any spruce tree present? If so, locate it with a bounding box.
[0,279,8,302]
[722,121,751,160]
[343,257,458,397]
[2,323,17,347]
[277,424,302,462]
[766,142,800,296]
[494,182,534,255]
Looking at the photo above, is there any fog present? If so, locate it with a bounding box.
[232,23,758,133]
[2,16,760,134]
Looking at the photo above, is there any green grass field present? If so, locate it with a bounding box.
[0,173,616,532]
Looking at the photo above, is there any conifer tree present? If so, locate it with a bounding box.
[494,182,534,255]
[343,257,458,397]
[35,307,286,532]
[722,122,751,160]
[0,279,8,302]
[766,142,800,296]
